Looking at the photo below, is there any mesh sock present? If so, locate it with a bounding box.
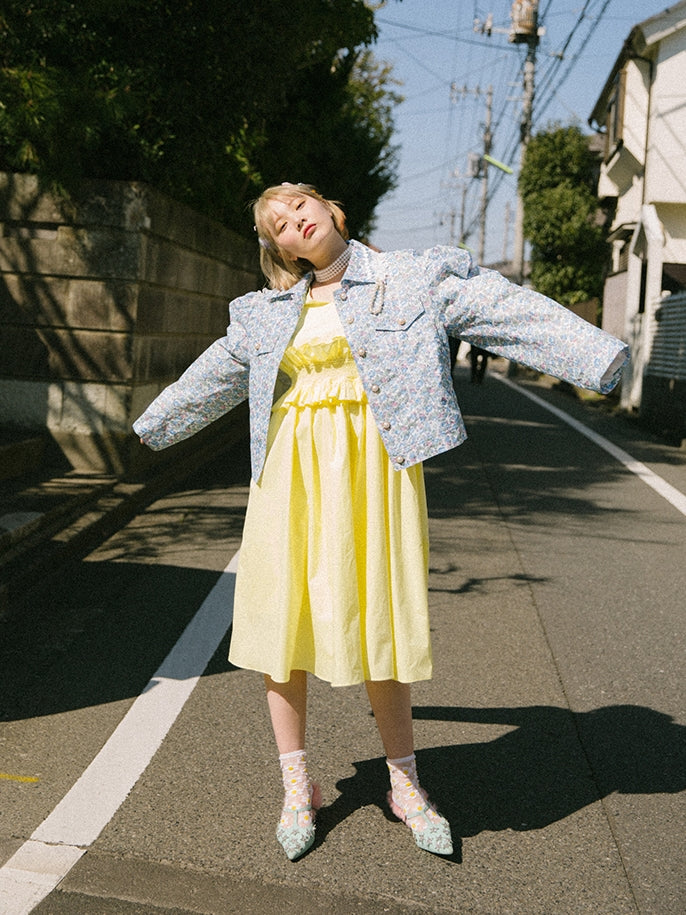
[278,750,317,829]
[386,753,444,833]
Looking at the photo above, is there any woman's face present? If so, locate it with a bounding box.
[265,193,340,264]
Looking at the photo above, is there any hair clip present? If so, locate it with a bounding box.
[253,226,270,249]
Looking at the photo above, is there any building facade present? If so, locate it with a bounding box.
[590,2,686,439]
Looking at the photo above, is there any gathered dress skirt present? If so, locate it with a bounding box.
[228,299,432,686]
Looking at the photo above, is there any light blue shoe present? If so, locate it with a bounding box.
[387,789,453,856]
[276,782,322,861]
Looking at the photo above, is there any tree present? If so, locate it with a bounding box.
[519,124,607,307]
[253,49,401,238]
[0,0,399,237]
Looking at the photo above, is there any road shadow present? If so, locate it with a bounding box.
[316,703,685,858]
[425,366,685,528]
[0,557,240,722]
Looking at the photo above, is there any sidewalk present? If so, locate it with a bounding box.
[0,409,249,621]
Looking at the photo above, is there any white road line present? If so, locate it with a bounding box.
[495,374,686,518]
[0,553,239,915]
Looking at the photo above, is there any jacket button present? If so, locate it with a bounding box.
[381,421,391,431]
[254,343,260,351]
[347,315,355,324]
[357,347,367,358]
[340,290,348,301]
[395,456,406,464]
[371,384,380,394]
[398,318,406,326]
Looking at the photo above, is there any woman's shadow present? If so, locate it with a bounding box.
[314,704,686,862]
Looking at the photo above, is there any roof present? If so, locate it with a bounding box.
[588,2,686,128]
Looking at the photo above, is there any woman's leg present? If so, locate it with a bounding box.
[364,679,414,759]
[265,671,320,860]
[265,670,307,753]
[366,679,453,856]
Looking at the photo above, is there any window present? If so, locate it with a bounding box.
[662,263,686,296]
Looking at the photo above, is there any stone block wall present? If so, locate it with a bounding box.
[0,173,260,473]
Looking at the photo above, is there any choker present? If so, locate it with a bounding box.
[313,244,351,283]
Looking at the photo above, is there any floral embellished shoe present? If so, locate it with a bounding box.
[276,781,322,861]
[386,754,453,856]
[276,750,321,861]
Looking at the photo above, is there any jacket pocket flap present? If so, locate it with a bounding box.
[250,327,281,355]
[373,300,425,331]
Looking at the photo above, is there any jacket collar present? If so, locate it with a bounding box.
[266,239,380,305]
[342,239,379,285]
[268,274,310,308]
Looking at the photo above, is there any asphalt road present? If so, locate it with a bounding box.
[1,362,684,914]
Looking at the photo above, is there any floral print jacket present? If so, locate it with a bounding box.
[133,240,629,481]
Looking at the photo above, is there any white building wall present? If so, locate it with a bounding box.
[645,39,686,205]
[658,203,686,261]
[622,59,650,165]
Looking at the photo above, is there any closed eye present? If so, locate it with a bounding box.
[277,199,305,232]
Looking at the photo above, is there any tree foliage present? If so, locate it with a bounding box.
[0,0,401,238]
[520,124,607,306]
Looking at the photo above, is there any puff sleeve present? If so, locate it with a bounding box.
[422,245,629,394]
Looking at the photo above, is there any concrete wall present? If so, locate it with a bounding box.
[600,270,629,340]
[0,172,260,474]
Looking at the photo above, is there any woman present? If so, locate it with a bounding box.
[134,182,628,861]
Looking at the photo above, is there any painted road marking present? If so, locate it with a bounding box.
[0,774,39,784]
[0,552,239,915]
[495,374,686,518]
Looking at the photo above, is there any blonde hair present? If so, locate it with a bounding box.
[253,183,348,289]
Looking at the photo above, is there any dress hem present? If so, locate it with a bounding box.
[227,657,433,688]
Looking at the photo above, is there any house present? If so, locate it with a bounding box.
[589,2,686,440]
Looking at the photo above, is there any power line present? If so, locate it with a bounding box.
[375,15,520,51]
[534,0,614,125]
[376,0,620,258]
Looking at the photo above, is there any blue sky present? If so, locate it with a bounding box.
[369,0,676,263]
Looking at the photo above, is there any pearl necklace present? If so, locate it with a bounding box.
[313,244,351,283]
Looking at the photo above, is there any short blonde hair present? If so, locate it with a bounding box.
[253,183,348,289]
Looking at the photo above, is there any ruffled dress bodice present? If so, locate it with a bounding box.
[274,300,366,410]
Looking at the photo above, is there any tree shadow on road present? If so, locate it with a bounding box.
[318,703,686,861]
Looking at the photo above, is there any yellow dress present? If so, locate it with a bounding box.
[228,298,432,686]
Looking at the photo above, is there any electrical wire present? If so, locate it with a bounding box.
[534,0,614,125]
[374,0,621,256]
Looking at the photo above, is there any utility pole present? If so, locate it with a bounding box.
[478,85,494,265]
[459,182,468,247]
[450,83,496,259]
[502,200,512,263]
[474,3,540,279]
[509,0,541,285]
